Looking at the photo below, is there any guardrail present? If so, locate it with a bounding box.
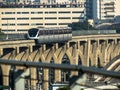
[0,59,120,79]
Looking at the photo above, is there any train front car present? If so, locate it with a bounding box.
[27,28,39,39]
[37,27,72,44]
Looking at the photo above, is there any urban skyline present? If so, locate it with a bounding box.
[0,0,120,33]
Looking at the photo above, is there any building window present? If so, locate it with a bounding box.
[22,12,29,14]
[49,11,57,14]
[31,23,43,26]
[2,29,15,32]
[2,24,7,26]
[17,29,28,32]
[59,23,70,25]
[10,24,15,26]
[17,12,21,14]
[31,17,43,20]
[72,11,84,13]
[58,11,70,14]
[59,17,70,19]
[2,18,15,20]
[17,23,29,26]
[72,17,84,19]
[31,12,43,14]
[45,17,57,19]
[45,11,57,14]
[4,12,15,14]
[17,18,29,20]
[45,23,57,25]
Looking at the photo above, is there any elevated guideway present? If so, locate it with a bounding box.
[0,34,120,48]
[0,34,120,90]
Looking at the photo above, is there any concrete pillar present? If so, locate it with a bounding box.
[43,68,49,90]
[29,45,33,53]
[0,48,3,56]
[12,50,16,59]
[71,43,78,76]
[42,44,46,51]
[66,42,70,49]
[55,69,61,82]
[98,40,105,67]
[101,40,108,67]
[30,67,37,90]
[16,47,19,54]
[83,40,90,66]
[77,41,80,49]
[1,65,10,86]
[55,43,58,50]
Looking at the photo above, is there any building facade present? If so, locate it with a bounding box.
[86,0,120,26]
[0,5,85,33]
[0,0,85,5]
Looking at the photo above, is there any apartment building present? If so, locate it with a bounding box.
[86,0,120,26]
[0,0,85,4]
[0,6,85,33]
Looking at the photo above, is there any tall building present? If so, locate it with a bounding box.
[0,3,86,33]
[85,0,93,19]
[114,0,120,16]
[86,0,120,26]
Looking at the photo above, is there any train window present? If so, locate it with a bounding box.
[57,30,59,34]
[50,30,53,34]
[59,30,62,34]
[28,28,38,37]
[64,30,66,34]
[45,30,48,35]
[47,30,50,35]
[39,30,42,35]
[61,30,64,34]
[44,30,46,35]
[53,30,57,34]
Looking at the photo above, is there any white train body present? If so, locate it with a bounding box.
[27,27,72,44]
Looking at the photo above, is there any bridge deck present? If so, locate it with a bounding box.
[0,34,119,48]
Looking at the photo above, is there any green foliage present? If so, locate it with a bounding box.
[68,21,95,30]
[0,29,6,40]
[57,86,69,90]
[0,85,10,89]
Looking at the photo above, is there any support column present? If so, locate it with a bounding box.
[1,65,10,86]
[30,67,37,90]
[71,43,78,76]
[55,69,61,82]
[42,44,46,51]
[11,49,16,59]
[101,40,107,67]
[43,68,49,90]
[83,40,90,66]
[16,47,19,54]
[29,45,33,53]
[55,43,58,50]
[0,48,3,56]
[66,42,70,49]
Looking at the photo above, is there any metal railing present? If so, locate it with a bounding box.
[0,59,120,79]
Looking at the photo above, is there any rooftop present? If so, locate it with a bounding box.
[0,3,85,8]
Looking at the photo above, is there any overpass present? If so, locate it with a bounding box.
[0,34,120,90]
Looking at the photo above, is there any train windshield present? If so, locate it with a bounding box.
[28,28,39,37]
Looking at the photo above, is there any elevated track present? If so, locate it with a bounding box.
[0,34,120,48]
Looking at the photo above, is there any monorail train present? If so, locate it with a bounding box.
[27,27,72,44]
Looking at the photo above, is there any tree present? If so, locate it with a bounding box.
[57,86,69,90]
[68,21,95,30]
